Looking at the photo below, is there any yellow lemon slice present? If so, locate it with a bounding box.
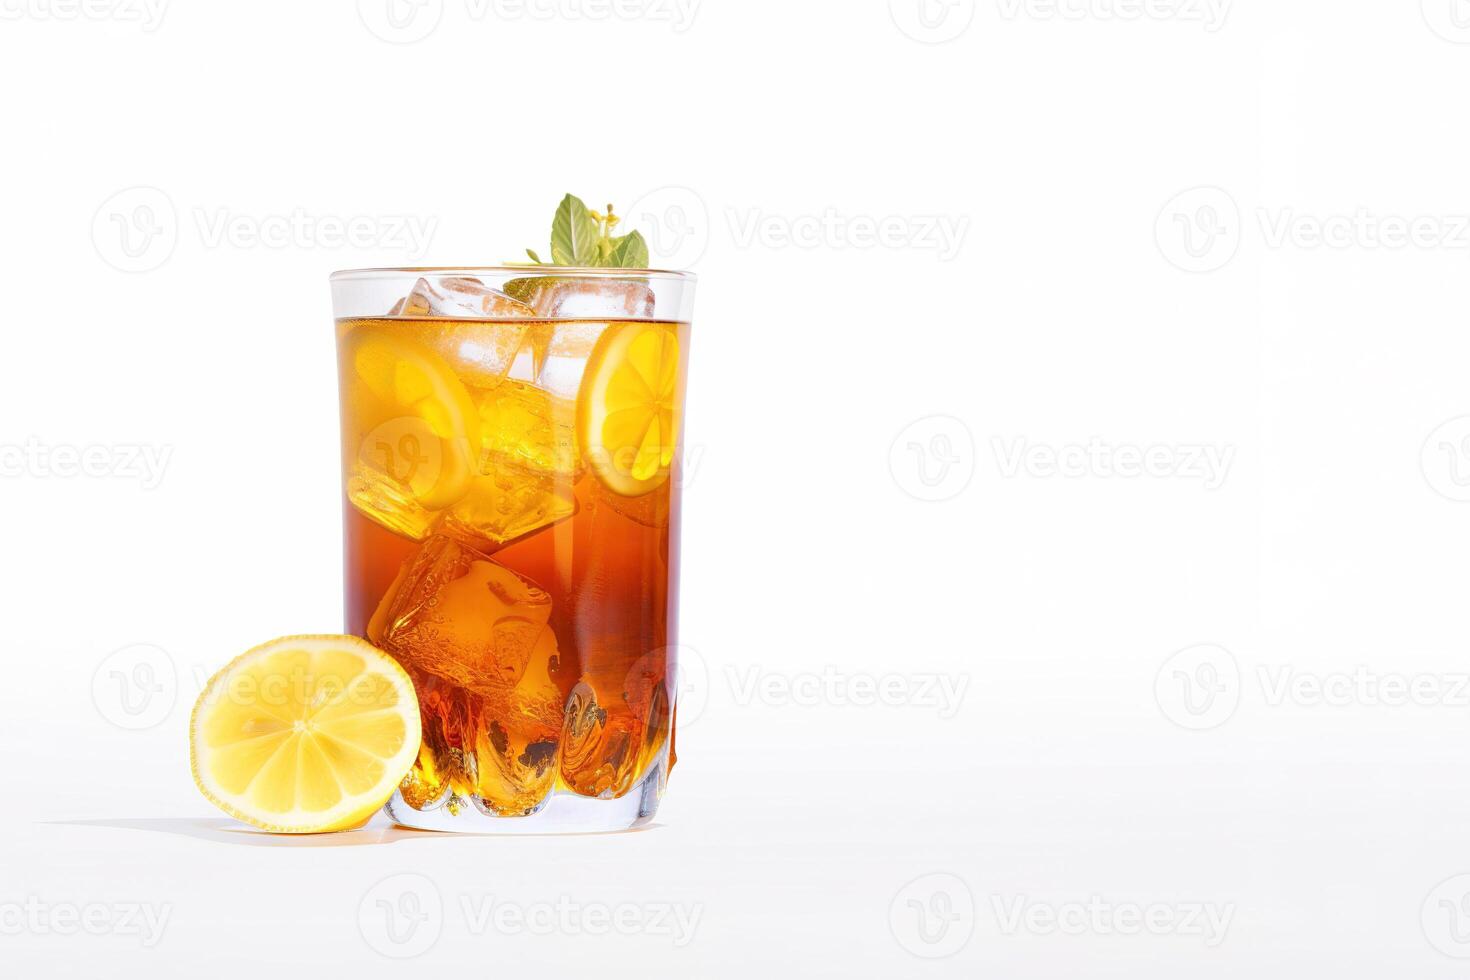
[578,322,681,496]
[189,635,421,833]
[344,323,479,514]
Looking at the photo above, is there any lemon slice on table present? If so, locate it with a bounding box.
[189,635,421,834]
[578,322,681,496]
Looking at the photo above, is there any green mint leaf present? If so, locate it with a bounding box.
[609,230,649,269]
[551,193,600,266]
[526,248,544,264]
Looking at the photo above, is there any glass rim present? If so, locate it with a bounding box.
[329,265,696,283]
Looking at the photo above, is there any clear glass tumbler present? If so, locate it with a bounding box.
[329,267,695,833]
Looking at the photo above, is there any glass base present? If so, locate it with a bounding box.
[383,757,667,834]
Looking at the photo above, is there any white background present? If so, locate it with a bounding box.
[3,0,1470,975]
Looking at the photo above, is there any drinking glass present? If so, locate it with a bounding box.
[329,267,695,832]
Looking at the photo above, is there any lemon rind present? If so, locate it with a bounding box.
[188,634,422,834]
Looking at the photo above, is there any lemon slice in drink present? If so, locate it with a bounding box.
[344,324,479,520]
[578,322,681,496]
[189,635,421,833]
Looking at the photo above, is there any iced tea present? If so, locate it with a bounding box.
[331,270,693,832]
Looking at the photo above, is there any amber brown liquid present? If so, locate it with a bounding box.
[339,316,686,817]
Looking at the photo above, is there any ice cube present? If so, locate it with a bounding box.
[374,535,553,692]
[401,276,535,318]
[560,650,670,800]
[517,321,613,400]
[501,277,649,398]
[503,276,655,319]
[442,463,576,546]
[388,277,537,390]
[396,647,562,817]
[373,535,565,816]
[438,381,581,545]
[477,378,580,477]
[504,319,610,400]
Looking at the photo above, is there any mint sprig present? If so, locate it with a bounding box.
[525,194,650,269]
